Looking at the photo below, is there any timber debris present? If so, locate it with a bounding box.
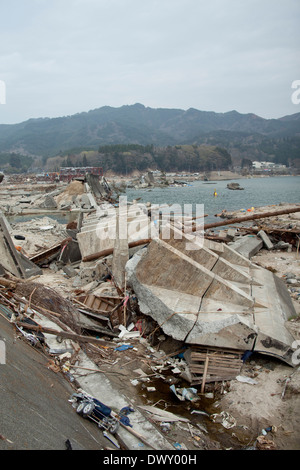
[1,174,300,451]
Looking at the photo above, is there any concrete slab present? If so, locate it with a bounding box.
[126,229,296,365]
[185,312,257,351]
[229,235,263,259]
[0,216,42,278]
[77,202,155,259]
[258,229,274,250]
[252,267,297,365]
[111,208,129,289]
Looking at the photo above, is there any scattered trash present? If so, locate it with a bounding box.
[173,442,182,450]
[0,175,299,451]
[114,344,133,352]
[170,385,200,402]
[119,406,135,427]
[236,375,258,385]
[211,411,237,429]
[0,434,13,444]
[103,431,120,449]
[160,422,171,433]
[191,410,210,417]
[256,435,277,450]
[130,379,139,386]
[70,392,120,435]
[138,405,190,423]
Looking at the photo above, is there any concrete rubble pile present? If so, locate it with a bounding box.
[0,175,112,217]
[126,226,297,369]
[2,187,298,372]
[1,175,300,450]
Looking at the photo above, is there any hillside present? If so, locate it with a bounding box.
[0,104,299,167]
[43,144,232,175]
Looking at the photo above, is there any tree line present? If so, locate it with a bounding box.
[0,144,233,175]
[95,144,232,174]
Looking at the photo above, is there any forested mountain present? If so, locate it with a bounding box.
[0,104,299,169]
[44,144,232,175]
[96,144,232,174]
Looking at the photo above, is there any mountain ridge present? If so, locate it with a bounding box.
[0,104,299,164]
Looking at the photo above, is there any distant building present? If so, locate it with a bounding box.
[252,161,286,171]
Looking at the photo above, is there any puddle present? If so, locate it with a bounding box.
[136,374,255,450]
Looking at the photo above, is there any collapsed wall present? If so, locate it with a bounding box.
[126,227,297,366]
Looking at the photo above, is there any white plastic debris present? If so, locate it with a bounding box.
[236,375,258,385]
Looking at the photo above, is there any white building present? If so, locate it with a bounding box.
[252,161,286,170]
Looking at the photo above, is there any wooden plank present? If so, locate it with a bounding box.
[191,367,241,374]
[188,346,243,386]
[75,294,124,328]
[191,352,242,359]
[92,298,101,310]
[73,298,111,315]
[190,362,241,369]
[191,375,238,385]
[98,297,115,308]
[190,359,240,367]
[201,355,209,393]
[82,238,152,263]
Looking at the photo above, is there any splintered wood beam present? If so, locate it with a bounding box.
[14,321,114,347]
[82,238,151,262]
[202,206,300,231]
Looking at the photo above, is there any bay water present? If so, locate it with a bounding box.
[126,175,300,224]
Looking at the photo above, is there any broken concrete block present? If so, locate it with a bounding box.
[77,202,155,259]
[218,230,228,238]
[62,265,78,278]
[126,227,297,366]
[111,206,129,289]
[59,240,81,264]
[230,235,263,259]
[79,194,92,209]
[257,230,273,250]
[0,216,42,278]
[126,236,256,350]
[227,228,236,240]
[39,195,57,209]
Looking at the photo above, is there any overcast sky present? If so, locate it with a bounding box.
[0,0,299,124]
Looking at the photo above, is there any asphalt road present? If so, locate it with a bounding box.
[0,310,107,450]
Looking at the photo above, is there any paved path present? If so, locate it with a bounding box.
[0,312,105,450]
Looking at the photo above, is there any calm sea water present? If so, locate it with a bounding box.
[126,175,300,224]
[8,176,299,226]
